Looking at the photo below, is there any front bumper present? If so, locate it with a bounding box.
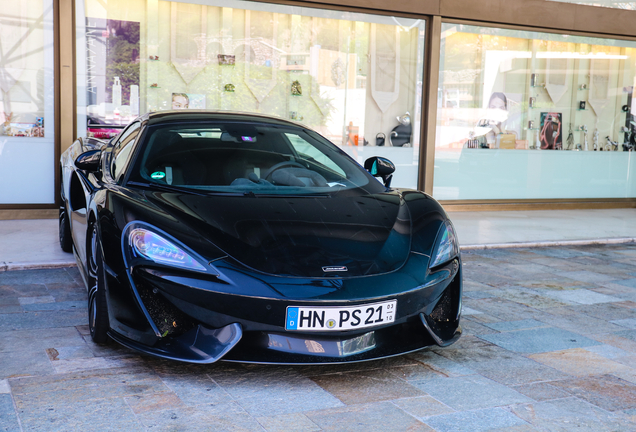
[112,256,462,364]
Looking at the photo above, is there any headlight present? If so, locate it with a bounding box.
[430,220,459,268]
[128,227,206,272]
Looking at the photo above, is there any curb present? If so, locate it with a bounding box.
[1,237,635,271]
[0,260,77,272]
[460,237,636,251]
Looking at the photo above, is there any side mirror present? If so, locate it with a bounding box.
[364,156,395,188]
[75,150,101,172]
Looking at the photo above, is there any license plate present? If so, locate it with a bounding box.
[285,300,396,331]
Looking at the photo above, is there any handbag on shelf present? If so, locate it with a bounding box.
[498,133,516,149]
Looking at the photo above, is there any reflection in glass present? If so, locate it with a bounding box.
[0,0,55,204]
[435,24,636,200]
[76,0,425,188]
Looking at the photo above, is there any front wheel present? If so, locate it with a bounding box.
[59,205,73,252]
[87,223,109,343]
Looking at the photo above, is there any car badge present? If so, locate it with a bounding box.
[322,266,348,272]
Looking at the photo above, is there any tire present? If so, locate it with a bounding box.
[59,205,73,252]
[87,223,110,344]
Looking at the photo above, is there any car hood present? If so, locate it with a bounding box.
[143,190,411,278]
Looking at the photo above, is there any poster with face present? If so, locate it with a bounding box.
[539,112,562,150]
[171,93,206,109]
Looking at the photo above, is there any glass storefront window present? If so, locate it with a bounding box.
[75,0,425,189]
[0,0,55,204]
[435,24,636,200]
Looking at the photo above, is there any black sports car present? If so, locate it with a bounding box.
[59,111,462,364]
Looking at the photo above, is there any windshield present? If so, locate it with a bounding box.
[130,121,385,195]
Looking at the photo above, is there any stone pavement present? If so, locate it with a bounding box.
[1,244,636,431]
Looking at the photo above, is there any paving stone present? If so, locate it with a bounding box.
[309,368,423,406]
[529,348,631,377]
[545,289,621,305]
[614,278,636,289]
[160,375,232,407]
[551,374,636,411]
[412,375,532,411]
[407,350,475,377]
[462,291,496,300]
[498,263,558,276]
[511,382,572,401]
[615,329,636,343]
[432,336,517,364]
[296,355,418,378]
[208,367,343,417]
[16,396,145,432]
[12,370,168,408]
[0,284,49,299]
[464,298,541,321]
[423,407,529,432]
[483,319,546,332]
[0,327,84,353]
[0,305,22,314]
[496,287,571,309]
[460,306,483,316]
[458,318,498,335]
[481,327,600,354]
[391,395,455,418]
[464,355,567,386]
[51,354,141,374]
[511,396,636,431]
[386,362,449,382]
[529,256,588,271]
[0,394,20,432]
[256,412,321,432]
[531,309,626,336]
[0,269,77,286]
[570,302,636,321]
[45,345,94,361]
[592,333,636,354]
[21,300,85,312]
[0,350,54,379]
[81,336,133,357]
[9,365,163,395]
[124,391,184,415]
[0,309,87,331]
[18,296,55,305]
[305,401,433,432]
[137,402,264,432]
[584,344,631,359]
[0,380,9,394]
[464,271,516,288]
[529,248,594,259]
[558,271,621,284]
[462,280,497,292]
[611,368,636,385]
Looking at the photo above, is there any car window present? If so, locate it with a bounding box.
[285,133,346,177]
[129,121,382,196]
[111,122,141,182]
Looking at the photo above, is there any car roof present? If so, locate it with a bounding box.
[143,110,307,129]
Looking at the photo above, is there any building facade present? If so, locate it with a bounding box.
[2,0,636,217]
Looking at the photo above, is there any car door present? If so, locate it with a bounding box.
[72,122,141,267]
